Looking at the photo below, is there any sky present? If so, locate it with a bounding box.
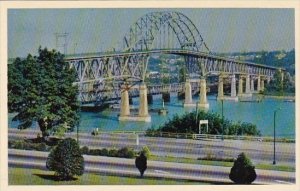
[8,8,295,58]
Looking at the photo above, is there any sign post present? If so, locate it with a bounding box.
[199,120,208,134]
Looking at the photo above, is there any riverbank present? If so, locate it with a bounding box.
[263,95,295,100]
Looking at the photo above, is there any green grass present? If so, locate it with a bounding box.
[8,167,211,185]
[150,155,295,172]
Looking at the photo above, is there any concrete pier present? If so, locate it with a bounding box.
[238,76,243,96]
[231,75,237,97]
[245,75,251,94]
[217,75,224,100]
[257,76,261,92]
[198,77,209,109]
[184,79,194,107]
[119,83,151,122]
[261,78,265,91]
[250,77,254,92]
[221,74,238,101]
[138,83,151,122]
[119,85,130,119]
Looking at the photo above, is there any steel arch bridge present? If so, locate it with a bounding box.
[65,11,283,104]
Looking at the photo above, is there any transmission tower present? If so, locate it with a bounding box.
[55,32,69,55]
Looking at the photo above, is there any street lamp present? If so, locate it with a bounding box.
[221,99,224,141]
[273,108,281,165]
[196,101,199,134]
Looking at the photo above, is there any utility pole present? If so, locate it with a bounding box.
[221,99,224,141]
[55,32,69,55]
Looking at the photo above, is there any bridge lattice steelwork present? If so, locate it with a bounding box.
[65,11,283,104]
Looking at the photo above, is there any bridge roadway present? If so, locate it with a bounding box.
[9,129,295,167]
[66,49,281,72]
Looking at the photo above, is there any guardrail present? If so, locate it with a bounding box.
[145,131,295,143]
[87,130,295,143]
[191,134,295,142]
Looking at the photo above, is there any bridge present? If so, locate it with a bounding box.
[64,11,284,122]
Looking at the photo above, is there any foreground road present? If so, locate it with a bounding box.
[9,128,295,166]
[8,149,295,185]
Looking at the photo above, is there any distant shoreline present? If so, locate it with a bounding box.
[263,95,295,100]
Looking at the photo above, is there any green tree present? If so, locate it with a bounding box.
[8,47,79,138]
[229,153,256,184]
[265,70,295,94]
[46,138,84,180]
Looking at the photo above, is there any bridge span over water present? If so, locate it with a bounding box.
[64,11,284,122]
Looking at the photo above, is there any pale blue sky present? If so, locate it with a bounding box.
[8,8,294,58]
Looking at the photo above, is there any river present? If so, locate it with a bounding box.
[8,94,295,138]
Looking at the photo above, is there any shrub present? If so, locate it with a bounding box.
[117,147,135,158]
[135,152,147,178]
[80,146,89,155]
[8,140,49,151]
[35,142,47,151]
[89,149,102,156]
[100,148,109,156]
[229,152,257,184]
[108,148,118,157]
[46,138,84,180]
[141,146,151,159]
[151,111,261,136]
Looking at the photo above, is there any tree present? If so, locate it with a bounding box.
[46,138,84,180]
[265,70,295,94]
[135,152,147,178]
[229,152,257,184]
[141,146,151,159]
[8,47,80,139]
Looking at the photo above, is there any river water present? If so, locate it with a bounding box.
[8,94,295,138]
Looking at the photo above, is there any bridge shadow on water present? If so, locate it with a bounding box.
[97,114,119,121]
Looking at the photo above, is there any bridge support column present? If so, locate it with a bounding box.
[184,79,193,107]
[119,85,130,120]
[138,83,151,122]
[198,77,209,109]
[238,76,243,96]
[217,75,224,100]
[250,77,255,92]
[245,74,252,96]
[261,79,265,92]
[257,76,261,92]
[228,74,239,101]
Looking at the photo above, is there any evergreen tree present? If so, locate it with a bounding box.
[229,153,256,184]
[46,138,84,180]
[135,152,147,178]
[8,47,79,138]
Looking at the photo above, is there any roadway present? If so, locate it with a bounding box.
[8,149,295,185]
[8,128,295,167]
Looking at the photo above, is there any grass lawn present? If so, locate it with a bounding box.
[150,155,295,172]
[9,167,212,185]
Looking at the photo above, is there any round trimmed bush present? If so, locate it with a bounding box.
[229,152,257,184]
[46,138,84,180]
